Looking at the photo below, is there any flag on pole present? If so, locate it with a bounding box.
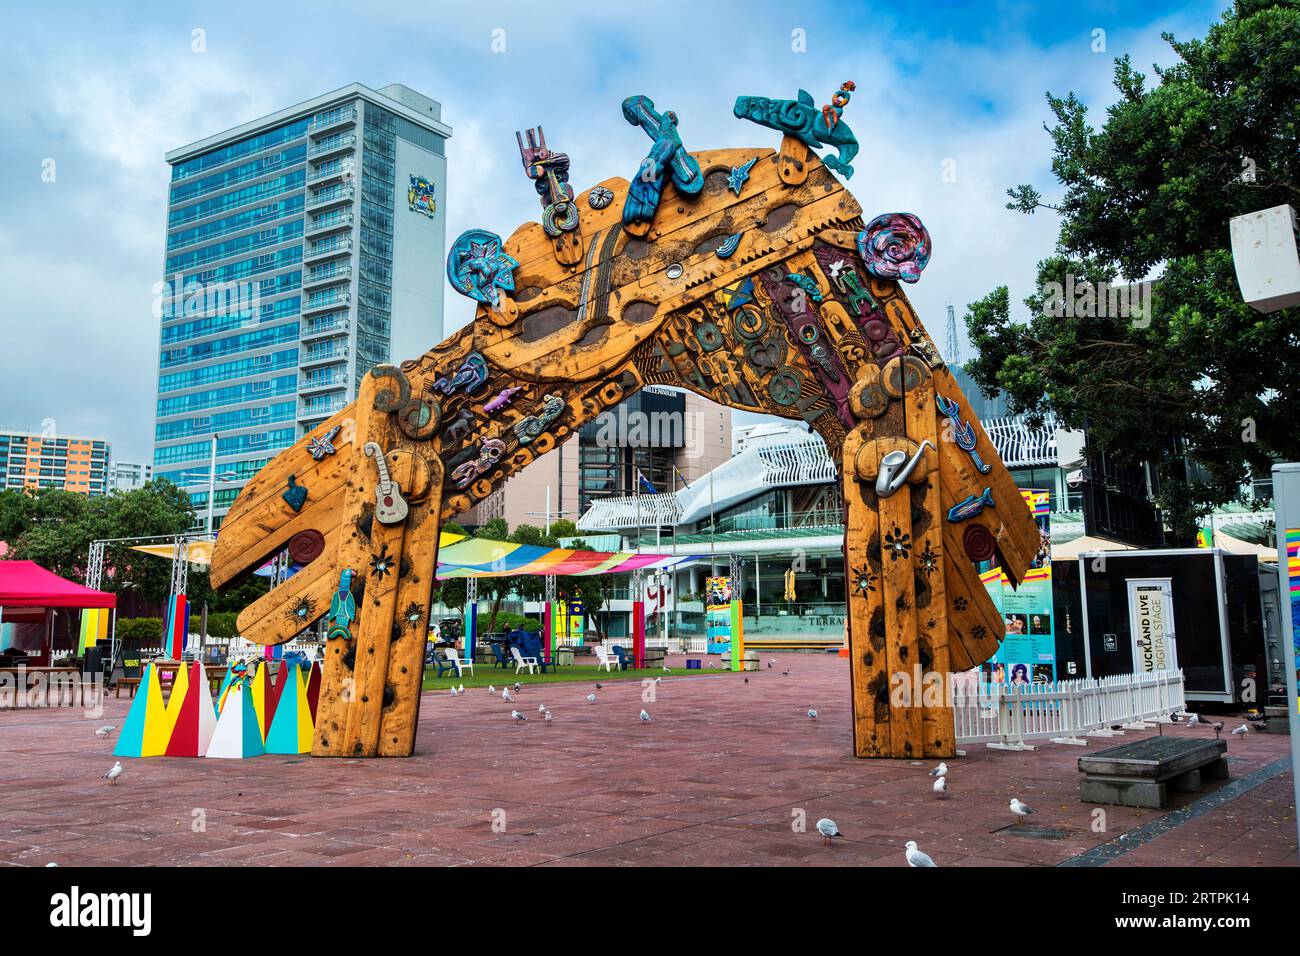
[637,469,657,495]
[673,465,691,490]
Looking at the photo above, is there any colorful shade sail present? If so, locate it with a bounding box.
[435,539,694,579]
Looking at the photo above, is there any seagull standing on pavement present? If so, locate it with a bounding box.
[102,762,123,785]
[933,776,948,800]
[514,682,522,693]
[905,840,937,867]
[1231,723,1249,736]
[510,710,527,721]
[94,725,116,737]
[815,818,842,846]
[544,710,553,723]
[1188,712,1201,725]
[929,762,948,779]
[488,684,496,695]
[458,684,465,694]
[586,693,597,704]
[538,704,547,714]
[807,708,818,720]
[1009,798,1036,822]
[639,709,651,722]
[503,688,514,703]
[1213,721,1225,738]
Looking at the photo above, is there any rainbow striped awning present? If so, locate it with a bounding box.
[436,538,694,579]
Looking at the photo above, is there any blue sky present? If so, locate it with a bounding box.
[0,0,1231,463]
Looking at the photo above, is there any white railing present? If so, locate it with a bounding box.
[954,670,1186,751]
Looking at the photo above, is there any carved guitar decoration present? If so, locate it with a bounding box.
[364,442,409,525]
[210,89,1040,761]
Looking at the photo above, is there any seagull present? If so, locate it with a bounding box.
[102,762,123,785]
[544,710,553,723]
[933,776,948,799]
[538,704,547,714]
[654,676,662,685]
[510,710,527,721]
[905,840,937,867]
[815,818,842,846]
[514,682,522,693]
[1187,712,1201,725]
[502,688,514,703]
[929,762,948,779]
[662,664,671,673]
[639,709,651,722]
[94,725,116,737]
[488,684,496,695]
[1231,723,1249,735]
[458,684,465,694]
[586,693,597,704]
[1009,798,1036,821]
[807,708,818,720]
[1213,721,1225,738]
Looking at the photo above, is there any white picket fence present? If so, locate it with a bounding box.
[953,670,1187,750]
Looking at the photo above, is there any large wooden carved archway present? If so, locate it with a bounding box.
[211,99,1039,760]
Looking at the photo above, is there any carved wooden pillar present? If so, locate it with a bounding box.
[843,357,955,759]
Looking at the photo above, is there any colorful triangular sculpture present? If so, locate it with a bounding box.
[114,662,164,758]
[264,664,313,754]
[150,660,191,755]
[204,684,265,758]
[164,661,219,757]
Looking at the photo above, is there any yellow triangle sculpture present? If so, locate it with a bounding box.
[264,665,313,754]
[249,662,269,742]
[144,661,190,757]
[114,662,164,758]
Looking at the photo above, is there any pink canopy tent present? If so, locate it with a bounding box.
[0,561,116,609]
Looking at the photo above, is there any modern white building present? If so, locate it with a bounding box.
[107,461,152,493]
[153,83,451,526]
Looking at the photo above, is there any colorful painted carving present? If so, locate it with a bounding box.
[364,441,409,526]
[947,487,995,523]
[484,385,524,413]
[282,475,307,512]
[446,229,519,307]
[936,393,992,474]
[308,424,342,460]
[857,213,932,283]
[719,277,755,312]
[785,271,823,303]
[433,352,489,396]
[326,569,356,641]
[821,81,856,132]
[715,233,743,259]
[727,157,757,195]
[451,436,506,489]
[513,394,565,444]
[588,186,614,209]
[407,175,437,219]
[621,95,704,227]
[733,86,859,178]
[516,127,580,237]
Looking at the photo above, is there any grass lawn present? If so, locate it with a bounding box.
[421,662,738,691]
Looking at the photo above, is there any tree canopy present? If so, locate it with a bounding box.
[965,0,1299,538]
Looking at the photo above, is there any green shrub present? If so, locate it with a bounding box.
[115,618,163,643]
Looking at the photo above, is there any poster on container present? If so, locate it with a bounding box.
[705,576,732,655]
[980,490,1056,684]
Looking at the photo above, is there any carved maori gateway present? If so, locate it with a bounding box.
[210,89,1039,760]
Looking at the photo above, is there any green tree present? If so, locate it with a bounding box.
[966,0,1300,538]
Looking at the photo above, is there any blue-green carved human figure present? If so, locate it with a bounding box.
[733,83,859,179]
[621,95,704,227]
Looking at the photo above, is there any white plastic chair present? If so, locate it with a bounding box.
[510,645,538,675]
[442,646,474,677]
[594,645,617,672]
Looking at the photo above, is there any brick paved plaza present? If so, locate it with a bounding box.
[1,653,1294,867]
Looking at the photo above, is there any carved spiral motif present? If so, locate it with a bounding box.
[588,186,614,209]
[856,213,932,283]
[288,530,326,565]
[962,524,997,562]
[370,364,442,440]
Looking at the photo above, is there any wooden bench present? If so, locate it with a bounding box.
[1078,737,1229,809]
